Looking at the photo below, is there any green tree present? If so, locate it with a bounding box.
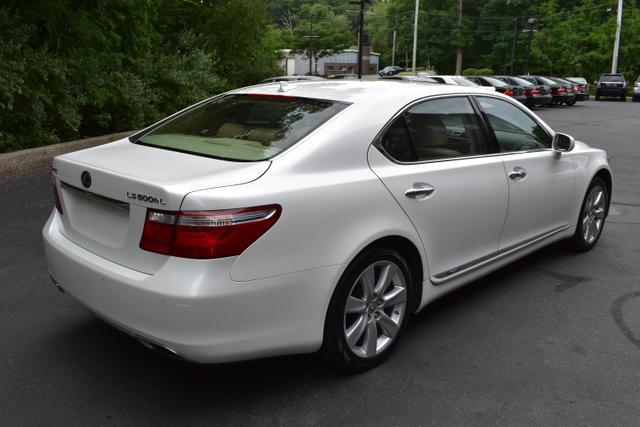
[290,4,354,75]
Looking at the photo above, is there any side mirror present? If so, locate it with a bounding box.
[553,132,575,152]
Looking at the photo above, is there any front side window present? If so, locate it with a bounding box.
[477,96,551,152]
[134,94,348,161]
[379,97,491,162]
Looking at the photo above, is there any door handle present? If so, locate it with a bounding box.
[508,167,527,180]
[405,183,435,199]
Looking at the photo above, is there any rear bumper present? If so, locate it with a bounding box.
[527,94,552,106]
[575,92,589,101]
[597,87,625,96]
[42,211,340,363]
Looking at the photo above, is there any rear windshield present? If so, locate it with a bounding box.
[481,76,508,87]
[134,94,348,161]
[537,76,557,86]
[567,77,587,84]
[600,75,624,82]
[510,77,534,86]
[452,77,479,87]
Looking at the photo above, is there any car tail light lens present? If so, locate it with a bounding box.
[558,86,566,93]
[140,205,281,259]
[51,173,63,215]
[530,88,540,95]
[504,89,514,96]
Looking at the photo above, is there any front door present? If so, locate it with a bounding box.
[368,96,509,281]
[475,96,576,250]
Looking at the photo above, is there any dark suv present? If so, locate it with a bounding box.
[596,73,627,101]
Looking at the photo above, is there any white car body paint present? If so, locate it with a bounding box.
[43,81,611,363]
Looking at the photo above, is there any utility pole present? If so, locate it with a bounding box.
[357,0,365,79]
[391,29,397,66]
[412,0,419,75]
[455,0,463,75]
[510,18,517,75]
[524,17,536,74]
[350,0,367,79]
[304,16,318,75]
[611,0,623,73]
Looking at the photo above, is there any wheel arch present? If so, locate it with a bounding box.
[593,168,613,216]
[342,235,424,313]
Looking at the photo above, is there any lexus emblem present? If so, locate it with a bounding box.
[81,171,92,189]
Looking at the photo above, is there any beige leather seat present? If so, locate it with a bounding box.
[408,115,460,160]
[217,123,248,138]
[216,123,279,146]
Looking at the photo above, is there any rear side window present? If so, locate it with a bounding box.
[477,97,551,152]
[134,94,348,161]
[379,97,491,162]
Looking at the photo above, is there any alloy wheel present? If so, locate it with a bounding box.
[582,185,606,244]
[343,261,407,358]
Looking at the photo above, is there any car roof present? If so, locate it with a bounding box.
[233,80,489,104]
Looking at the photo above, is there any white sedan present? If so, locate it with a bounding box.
[43,81,611,371]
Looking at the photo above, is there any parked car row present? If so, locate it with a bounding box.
[262,71,640,104]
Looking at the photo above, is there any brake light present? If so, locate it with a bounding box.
[558,86,566,93]
[530,88,540,95]
[140,205,281,259]
[247,93,297,100]
[504,89,514,96]
[574,85,580,91]
[51,173,63,215]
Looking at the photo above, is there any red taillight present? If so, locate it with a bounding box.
[51,173,63,215]
[574,85,580,91]
[504,89,514,96]
[530,88,540,95]
[558,86,566,93]
[140,205,281,259]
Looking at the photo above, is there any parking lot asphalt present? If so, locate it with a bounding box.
[1,100,639,426]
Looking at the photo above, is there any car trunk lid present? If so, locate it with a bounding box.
[52,138,270,273]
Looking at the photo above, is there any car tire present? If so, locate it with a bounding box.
[566,100,576,106]
[569,177,608,252]
[595,92,600,101]
[322,247,414,372]
[633,96,640,102]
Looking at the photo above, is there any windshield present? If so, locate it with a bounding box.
[134,94,348,161]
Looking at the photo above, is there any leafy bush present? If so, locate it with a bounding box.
[0,1,279,153]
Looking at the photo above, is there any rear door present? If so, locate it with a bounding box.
[474,96,576,250]
[368,96,509,282]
